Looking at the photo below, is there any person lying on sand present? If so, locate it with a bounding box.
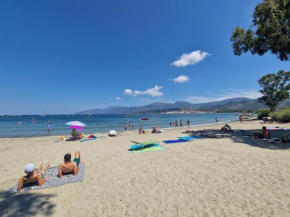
[58,151,82,178]
[253,126,271,139]
[17,162,50,191]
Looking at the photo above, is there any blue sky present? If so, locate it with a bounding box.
[0,0,289,114]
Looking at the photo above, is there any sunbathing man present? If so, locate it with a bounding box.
[17,162,50,191]
[253,126,271,139]
[58,151,82,178]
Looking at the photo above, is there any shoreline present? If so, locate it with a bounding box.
[0,119,237,139]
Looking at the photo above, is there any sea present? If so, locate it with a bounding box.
[0,113,239,138]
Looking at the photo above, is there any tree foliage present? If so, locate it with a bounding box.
[258,70,290,111]
[231,0,290,61]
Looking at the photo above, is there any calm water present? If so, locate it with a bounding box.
[0,113,238,138]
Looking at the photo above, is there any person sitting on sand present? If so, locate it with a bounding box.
[253,126,271,139]
[138,126,146,134]
[17,162,50,191]
[152,126,158,134]
[221,124,232,132]
[58,151,82,178]
[71,129,78,137]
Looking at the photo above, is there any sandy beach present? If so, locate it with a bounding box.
[1,121,290,217]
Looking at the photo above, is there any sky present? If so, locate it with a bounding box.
[0,0,289,114]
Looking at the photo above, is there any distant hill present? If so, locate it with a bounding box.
[77,98,290,114]
[78,97,266,114]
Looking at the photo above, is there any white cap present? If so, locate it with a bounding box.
[25,163,35,174]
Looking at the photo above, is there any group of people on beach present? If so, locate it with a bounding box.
[170,119,190,128]
[124,122,133,132]
[17,151,82,191]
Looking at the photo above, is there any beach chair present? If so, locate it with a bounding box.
[130,140,158,149]
[109,130,117,137]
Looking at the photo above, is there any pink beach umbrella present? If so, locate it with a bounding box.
[70,125,84,130]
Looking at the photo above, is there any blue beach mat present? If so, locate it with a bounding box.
[163,139,190,144]
[80,137,97,142]
[129,143,165,153]
[178,136,203,140]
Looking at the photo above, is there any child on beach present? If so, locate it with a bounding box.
[187,119,190,127]
[180,120,183,128]
[124,123,127,131]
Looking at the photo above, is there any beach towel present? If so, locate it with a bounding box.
[80,137,97,142]
[2,163,85,195]
[267,127,284,131]
[129,143,165,153]
[178,136,203,140]
[163,139,190,144]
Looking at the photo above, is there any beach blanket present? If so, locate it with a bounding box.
[80,137,97,142]
[163,139,190,144]
[129,143,165,153]
[178,136,203,140]
[2,163,85,195]
[267,127,284,131]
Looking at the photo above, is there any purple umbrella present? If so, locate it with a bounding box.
[70,125,84,130]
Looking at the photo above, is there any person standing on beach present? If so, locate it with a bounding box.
[175,121,178,128]
[180,120,183,128]
[129,122,132,131]
[239,115,243,123]
[187,119,190,127]
[47,121,51,132]
[124,123,127,131]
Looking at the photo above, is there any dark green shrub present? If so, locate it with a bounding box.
[257,108,270,120]
[270,107,290,123]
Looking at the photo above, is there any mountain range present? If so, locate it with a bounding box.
[77,97,290,114]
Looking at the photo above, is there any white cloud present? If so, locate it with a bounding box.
[171,50,210,67]
[115,97,122,100]
[123,89,133,95]
[123,86,163,97]
[173,75,190,84]
[185,89,262,104]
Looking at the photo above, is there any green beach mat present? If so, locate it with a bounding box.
[129,143,165,153]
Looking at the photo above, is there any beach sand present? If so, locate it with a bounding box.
[1,121,290,217]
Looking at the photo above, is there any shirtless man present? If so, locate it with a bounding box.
[58,151,82,178]
[17,162,50,191]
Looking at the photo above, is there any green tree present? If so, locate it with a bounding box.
[258,70,290,111]
[231,0,290,61]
